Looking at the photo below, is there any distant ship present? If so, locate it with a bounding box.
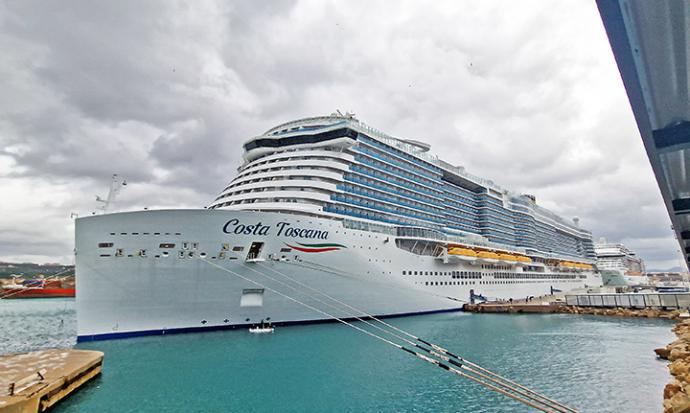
[1,278,75,299]
[75,114,602,341]
[646,271,690,292]
[594,240,648,287]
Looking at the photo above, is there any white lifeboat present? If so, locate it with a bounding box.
[249,323,274,334]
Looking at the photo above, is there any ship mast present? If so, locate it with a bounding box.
[96,174,127,214]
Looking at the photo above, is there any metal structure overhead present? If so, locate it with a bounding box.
[597,0,690,269]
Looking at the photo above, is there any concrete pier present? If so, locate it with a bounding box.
[0,349,103,413]
[464,295,687,320]
[463,296,563,313]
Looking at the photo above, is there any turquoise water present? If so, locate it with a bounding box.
[0,299,675,412]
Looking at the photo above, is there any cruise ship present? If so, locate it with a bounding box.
[75,114,602,341]
[594,240,648,286]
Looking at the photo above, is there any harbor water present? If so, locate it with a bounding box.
[0,299,675,412]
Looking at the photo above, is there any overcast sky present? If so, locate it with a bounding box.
[0,0,683,269]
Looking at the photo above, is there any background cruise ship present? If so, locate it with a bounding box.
[594,239,647,287]
[75,114,602,341]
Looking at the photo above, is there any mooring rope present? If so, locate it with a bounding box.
[249,259,577,413]
[198,257,577,413]
[239,259,574,413]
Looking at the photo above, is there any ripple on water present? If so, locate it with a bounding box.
[0,298,76,354]
[0,301,675,413]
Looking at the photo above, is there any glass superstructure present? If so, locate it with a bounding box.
[209,115,595,262]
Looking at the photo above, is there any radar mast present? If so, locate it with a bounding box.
[96,174,127,214]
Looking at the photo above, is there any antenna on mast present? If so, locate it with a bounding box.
[96,174,127,214]
[330,110,356,119]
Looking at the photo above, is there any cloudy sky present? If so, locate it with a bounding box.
[0,0,682,269]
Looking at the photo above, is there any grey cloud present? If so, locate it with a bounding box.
[0,0,680,269]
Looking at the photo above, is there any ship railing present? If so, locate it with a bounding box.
[356,135,442,175]
[351,121,505,192]
[326,205,417,228]
[340,218,530,254]
[332,195,444,224]
[353,146,441,181]
[340,185,443,215]
[340,215,589,261]
[353,158,440,194]
[343,176,445,208]
[350,166,437,197]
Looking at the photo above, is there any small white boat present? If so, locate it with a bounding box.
[249,326,274,334]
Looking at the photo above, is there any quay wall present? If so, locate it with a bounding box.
[463,302,684,319]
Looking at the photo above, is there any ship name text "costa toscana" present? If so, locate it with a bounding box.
[222,219,329,240]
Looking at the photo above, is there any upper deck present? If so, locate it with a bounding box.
[211,115,595,261]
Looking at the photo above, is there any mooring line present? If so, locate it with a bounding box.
[231,259,572,413]
[400,345,559,413]
[198,257,573,413]
[248,260,577,413]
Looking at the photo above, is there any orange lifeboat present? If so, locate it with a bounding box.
[477,251,499,261]
[515,255,532,263]
[497,253,518,262]
[448,247,478,261]
[448,248,478,257]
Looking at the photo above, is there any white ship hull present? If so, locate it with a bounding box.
[76,209,601,341]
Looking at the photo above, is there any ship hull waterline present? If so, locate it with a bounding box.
[75,209,600,341]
